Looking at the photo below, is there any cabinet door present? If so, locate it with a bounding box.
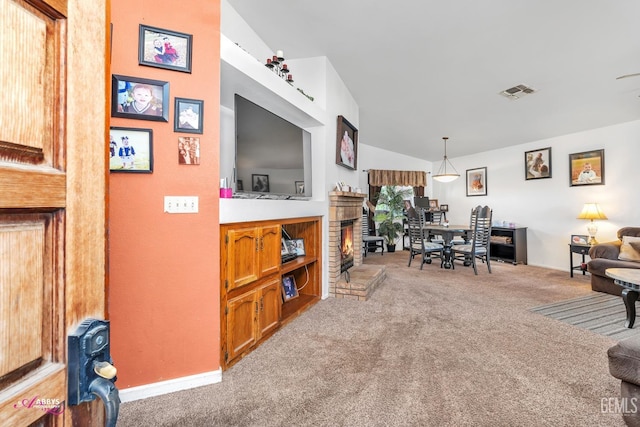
[259,224,281,277]
[227,290,258,362]
[259,278,281,338]
[227,227,260,290]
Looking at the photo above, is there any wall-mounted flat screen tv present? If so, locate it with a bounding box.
[234,94,312,198]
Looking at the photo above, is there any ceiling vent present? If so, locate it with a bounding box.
[499,84,536,100]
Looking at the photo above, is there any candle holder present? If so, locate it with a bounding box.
[265,51,293,83]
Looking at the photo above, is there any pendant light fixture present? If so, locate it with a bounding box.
[432,137,460,183]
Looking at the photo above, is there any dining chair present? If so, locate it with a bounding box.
[362,210,384,257]
[407,209,444,269]
[451,205,493,274]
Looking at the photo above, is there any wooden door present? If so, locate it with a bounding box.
[226,227,260,290]
[258,225,281,278]
[226,290,257,363]
[258,279,281,338]
[0,1,107,426]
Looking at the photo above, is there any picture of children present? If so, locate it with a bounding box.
[109,127,153,173]
[139,26,191,72]
[118,136,136,169]
[119,83,163,117]
[178,137,200,165]
[526,149,551,179]
[174,99,203,134]
[576,162,598,183]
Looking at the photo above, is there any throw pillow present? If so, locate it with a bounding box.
[618,236,640,262]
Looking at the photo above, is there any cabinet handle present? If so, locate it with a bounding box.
[260,237,264,251]
[260,296,264,311]
[255,301,258,314]
[255,237,259,252]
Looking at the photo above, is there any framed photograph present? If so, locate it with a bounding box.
[525,147,552,180]
[571,234,589,245]
[177,136,200,165]
[439,204,449,212]
[429,199,439,210]
[109,127,153,173]
[570,149,605,186]
[285,239,297,255]
[281,238,290,256]
[466,167,487,197]
[281,275,299,301]
[292,238,306,256]
[252,174,270,192]
[111,74,169,122]
[295,181,305,194]
[138,25,192,73]
[336,115,358,170]
[237,180,243,191]
[174,98,203,134]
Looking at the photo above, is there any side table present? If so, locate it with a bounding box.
[605,268,640,328]
[569,243,591,277]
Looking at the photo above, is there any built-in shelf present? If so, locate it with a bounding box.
[220,34,325,128]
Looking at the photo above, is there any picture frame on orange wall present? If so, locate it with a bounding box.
[138,24,193,73]
[111,74,169,123]
[109,127,153,173]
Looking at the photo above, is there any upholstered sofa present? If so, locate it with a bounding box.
[608,335,640,426]
[587,227,640,296]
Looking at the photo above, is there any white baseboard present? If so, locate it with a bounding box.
[119,369,222,403]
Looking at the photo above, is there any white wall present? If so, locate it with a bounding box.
[431,119,640,270]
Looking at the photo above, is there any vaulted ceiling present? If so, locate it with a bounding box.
[226,0,640,161]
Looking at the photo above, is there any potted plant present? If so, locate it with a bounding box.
[374,186,412,252]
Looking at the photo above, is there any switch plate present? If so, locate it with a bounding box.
[164,196,199,214]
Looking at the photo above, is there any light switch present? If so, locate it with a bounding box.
[164,196,199,213]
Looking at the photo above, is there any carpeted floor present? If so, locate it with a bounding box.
[118,252,626,427]
[531,292,639,340]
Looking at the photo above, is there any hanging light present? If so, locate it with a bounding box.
[432,137,460,183]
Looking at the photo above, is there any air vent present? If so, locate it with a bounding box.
[499,84,537,100]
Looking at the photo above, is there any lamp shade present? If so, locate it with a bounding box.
[577,203,608,221]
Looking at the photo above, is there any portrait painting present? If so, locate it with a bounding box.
[569,149,605,186]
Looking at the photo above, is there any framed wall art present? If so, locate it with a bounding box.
[525,147,552,180]
[109,127,153,173]
[439,204,449,212]
[466,167,487,197]
[178,136,200,165]
[281,275,299,301]
[111,74,169,122]
[138,25,193,73]
[174,97,203,134]
[336,115,358,170]
[569,149,604,186]
[252,174,270,192]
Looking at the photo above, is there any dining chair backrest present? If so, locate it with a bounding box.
[407,213,424,249]
[469,205,492,249]
[430,210,444,225]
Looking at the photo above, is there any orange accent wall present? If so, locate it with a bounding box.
[108,0,221,387]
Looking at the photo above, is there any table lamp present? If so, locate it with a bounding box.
[577,203,608,245]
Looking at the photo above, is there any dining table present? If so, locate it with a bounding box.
[422,224,472,269]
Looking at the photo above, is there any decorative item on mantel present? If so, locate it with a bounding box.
[265,49,294,84]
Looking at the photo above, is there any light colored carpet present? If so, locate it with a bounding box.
[531,292,638,340]
[118,252,626,427]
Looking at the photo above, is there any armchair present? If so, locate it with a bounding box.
[587,227,640,295]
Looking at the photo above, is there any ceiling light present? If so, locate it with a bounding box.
[432,137,460,183]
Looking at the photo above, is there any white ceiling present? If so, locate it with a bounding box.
[226,0,640,162]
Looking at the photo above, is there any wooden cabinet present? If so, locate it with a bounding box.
[490,226,527,265]
[221,216,321,368]
[226,278,281,362]
[226,224,280,290]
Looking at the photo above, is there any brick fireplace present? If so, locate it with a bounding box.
[328,191,386,300]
